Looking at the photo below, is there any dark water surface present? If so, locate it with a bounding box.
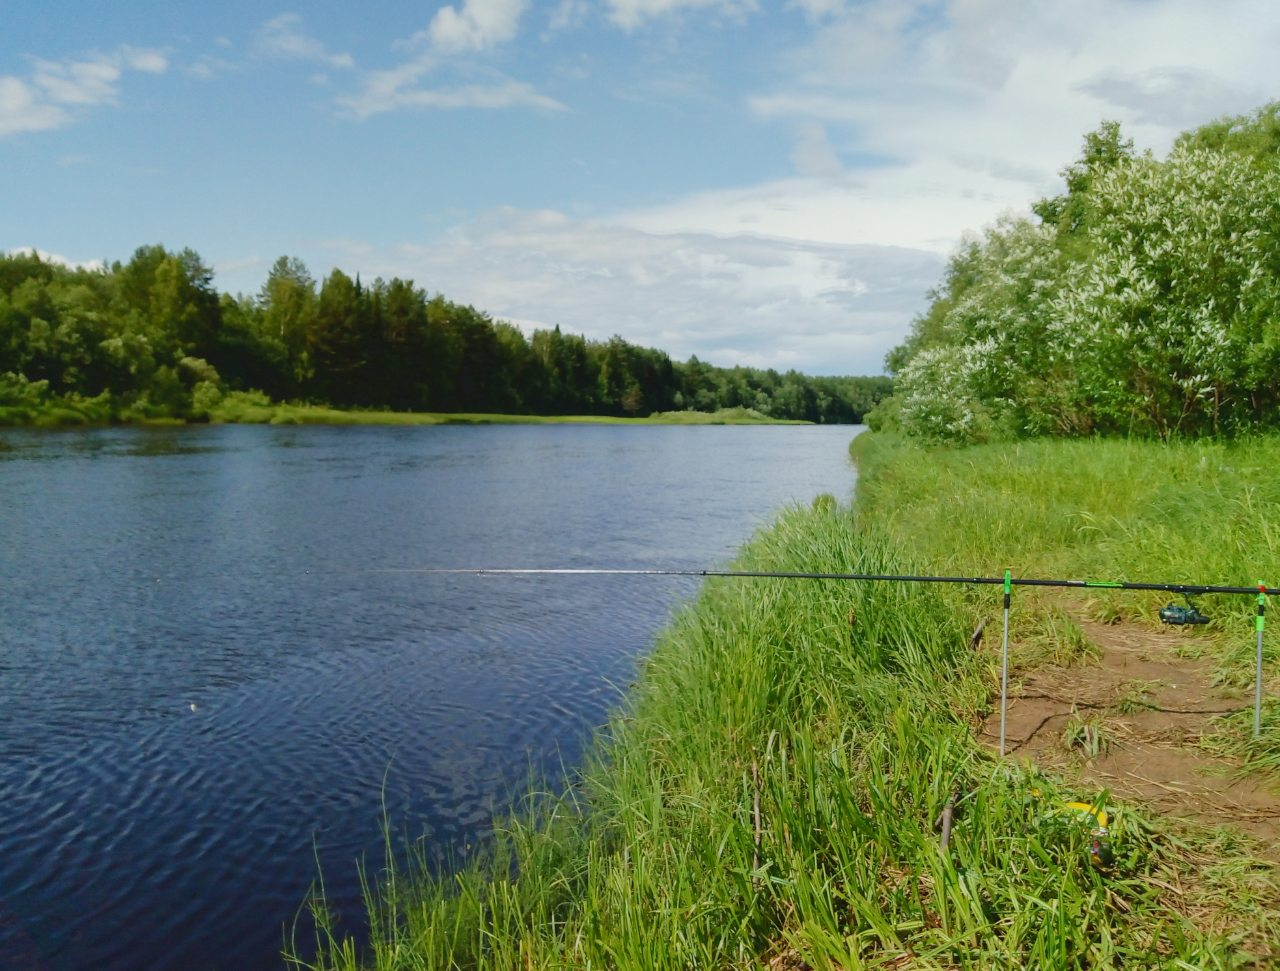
[0,423,859,970]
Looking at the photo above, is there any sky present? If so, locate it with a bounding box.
[3,1,1279,376]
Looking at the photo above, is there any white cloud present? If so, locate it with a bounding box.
[0,46,168,138]
[548,0,593,32]
[338,56,433,117]
[428,0,529,52]
[254,13,354,69]
[772,0,1279,164]
[787,0,845,21]
[187,55,237,81]
[660,0,1280,260]
[5,247,104,272]
[340,0,562,119]
[0,76,69,136]
[338,58,566,118]
[790,123,843,179]
[410,80,564,111]
[604,0,758,30]
[316,207,942,374]
[212,254,268,287]
[119,46,168,74]
[614,163,1035,256]
[1075,67,1256,129]
[32,57,123,105]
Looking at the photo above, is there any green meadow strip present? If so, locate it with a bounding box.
[209,399,810,426]
[292,432,1280,970]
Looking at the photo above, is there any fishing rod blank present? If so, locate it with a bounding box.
[371,566,1277,597]
[377,566,1272,741]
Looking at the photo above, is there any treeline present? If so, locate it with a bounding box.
[0,248,888,424]
[878,101,1280,442]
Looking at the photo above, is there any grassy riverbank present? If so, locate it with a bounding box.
[294,433,1280,969]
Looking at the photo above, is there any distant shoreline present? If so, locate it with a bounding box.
[0,401,821,428]
[208,402,815,426]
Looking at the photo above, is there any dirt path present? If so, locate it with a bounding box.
[978,607,1280,852]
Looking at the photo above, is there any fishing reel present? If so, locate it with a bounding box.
[1158,600,1210,625]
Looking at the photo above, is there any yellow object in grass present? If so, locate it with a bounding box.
[1063,801,1108,829]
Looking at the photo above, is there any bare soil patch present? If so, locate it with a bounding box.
[979,608,1280,852]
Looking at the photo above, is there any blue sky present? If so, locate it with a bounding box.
[4,1,1279,375]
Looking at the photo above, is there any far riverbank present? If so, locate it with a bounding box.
[0,393,812,427]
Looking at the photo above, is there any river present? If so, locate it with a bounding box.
[0,422,860,970]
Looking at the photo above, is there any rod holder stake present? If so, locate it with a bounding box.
[1256,582,1267,738]
[1000,569,1012,756]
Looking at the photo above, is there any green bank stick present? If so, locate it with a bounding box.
[1000,569,1012,757]
[1257,584,1267,738]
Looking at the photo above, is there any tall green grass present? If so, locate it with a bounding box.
[292,436,1280,969]
[852,433,1280,619]
[855,434,1280,688]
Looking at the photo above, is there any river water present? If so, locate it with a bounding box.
[0,423,860,970]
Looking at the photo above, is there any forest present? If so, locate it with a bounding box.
[877,101,1280,442]
[0,248,889,425]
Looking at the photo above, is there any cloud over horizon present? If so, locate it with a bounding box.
[315,206,944,374]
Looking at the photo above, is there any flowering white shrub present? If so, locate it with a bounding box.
[1052,147,1280,436]
[890,126,1280,440]
[895,342,1001,443]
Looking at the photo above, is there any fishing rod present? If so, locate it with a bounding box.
[375,565,1272,746]
[370,566,1275,598]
